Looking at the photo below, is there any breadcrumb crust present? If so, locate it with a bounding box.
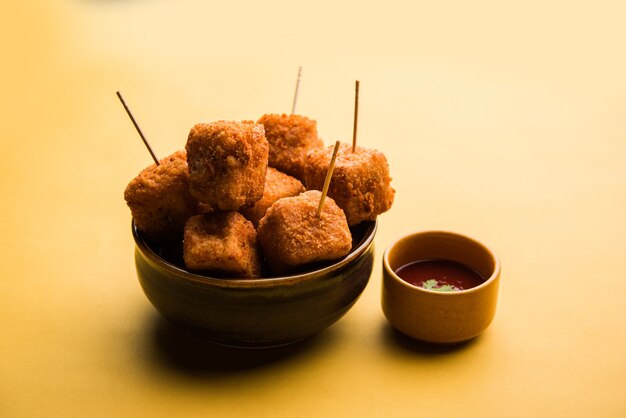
[186,120,268,210]
[257,113,323,180]
[257,190,352,273]
[304,143,394,225]
[124,150,199,241]
[240,167,306,227]
[183,212,262,278]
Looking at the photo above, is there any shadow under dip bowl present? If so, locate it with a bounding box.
[382,230,501,344]
[133,220,377,348]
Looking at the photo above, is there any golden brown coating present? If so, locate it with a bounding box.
[257,190,352,274]
[239,167,306,227]
[124,150,200,242]
[186,120,268,210]
[304,143,395,226]
[183,212,262,278]
[257,113,323,180]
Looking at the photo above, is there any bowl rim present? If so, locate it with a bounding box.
[133,219,377,288]
[383,230,501,296]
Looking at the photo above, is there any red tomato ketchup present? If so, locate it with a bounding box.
[394,259,486,291]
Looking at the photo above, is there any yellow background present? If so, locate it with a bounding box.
[1,0,625,416]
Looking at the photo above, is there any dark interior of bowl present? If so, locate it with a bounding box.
[135,220,376,279]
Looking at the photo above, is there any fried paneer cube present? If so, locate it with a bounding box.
[304,143,394,226]
[257,190,352,274]
[183,212,262,278]
[239,167,306,227]
[124,150,199,241]
[257,113,323,180]
[186,120,268,210]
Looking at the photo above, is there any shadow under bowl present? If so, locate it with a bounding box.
[133,220,377,348]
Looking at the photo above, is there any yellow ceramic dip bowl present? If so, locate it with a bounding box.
[382,231,501,344]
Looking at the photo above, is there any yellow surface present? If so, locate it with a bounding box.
[1,1,625,416]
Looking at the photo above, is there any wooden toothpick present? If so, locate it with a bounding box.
[352,80,360,153]
[116,91,160,166]
[316,141,341,218]
[291,66,302,115]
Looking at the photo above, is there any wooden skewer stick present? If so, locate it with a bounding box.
[352,80,360,153]
[291,66,302,115]
[116,91,160,166]
[316,140,341,218]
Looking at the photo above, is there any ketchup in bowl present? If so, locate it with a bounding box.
[394,259,486,292]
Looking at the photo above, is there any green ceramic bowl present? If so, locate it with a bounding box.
[132,220,377,348]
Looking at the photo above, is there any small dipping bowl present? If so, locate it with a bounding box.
[382,230,501,344]
[133,220,377,348]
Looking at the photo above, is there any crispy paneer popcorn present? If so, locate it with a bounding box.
[257,190,352,274]
[183,212,262,278]
[304,143,394,226]
[125,150,200,241]
[186,120,268,210]
[240,167,306,227]
[257,113,323,180]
